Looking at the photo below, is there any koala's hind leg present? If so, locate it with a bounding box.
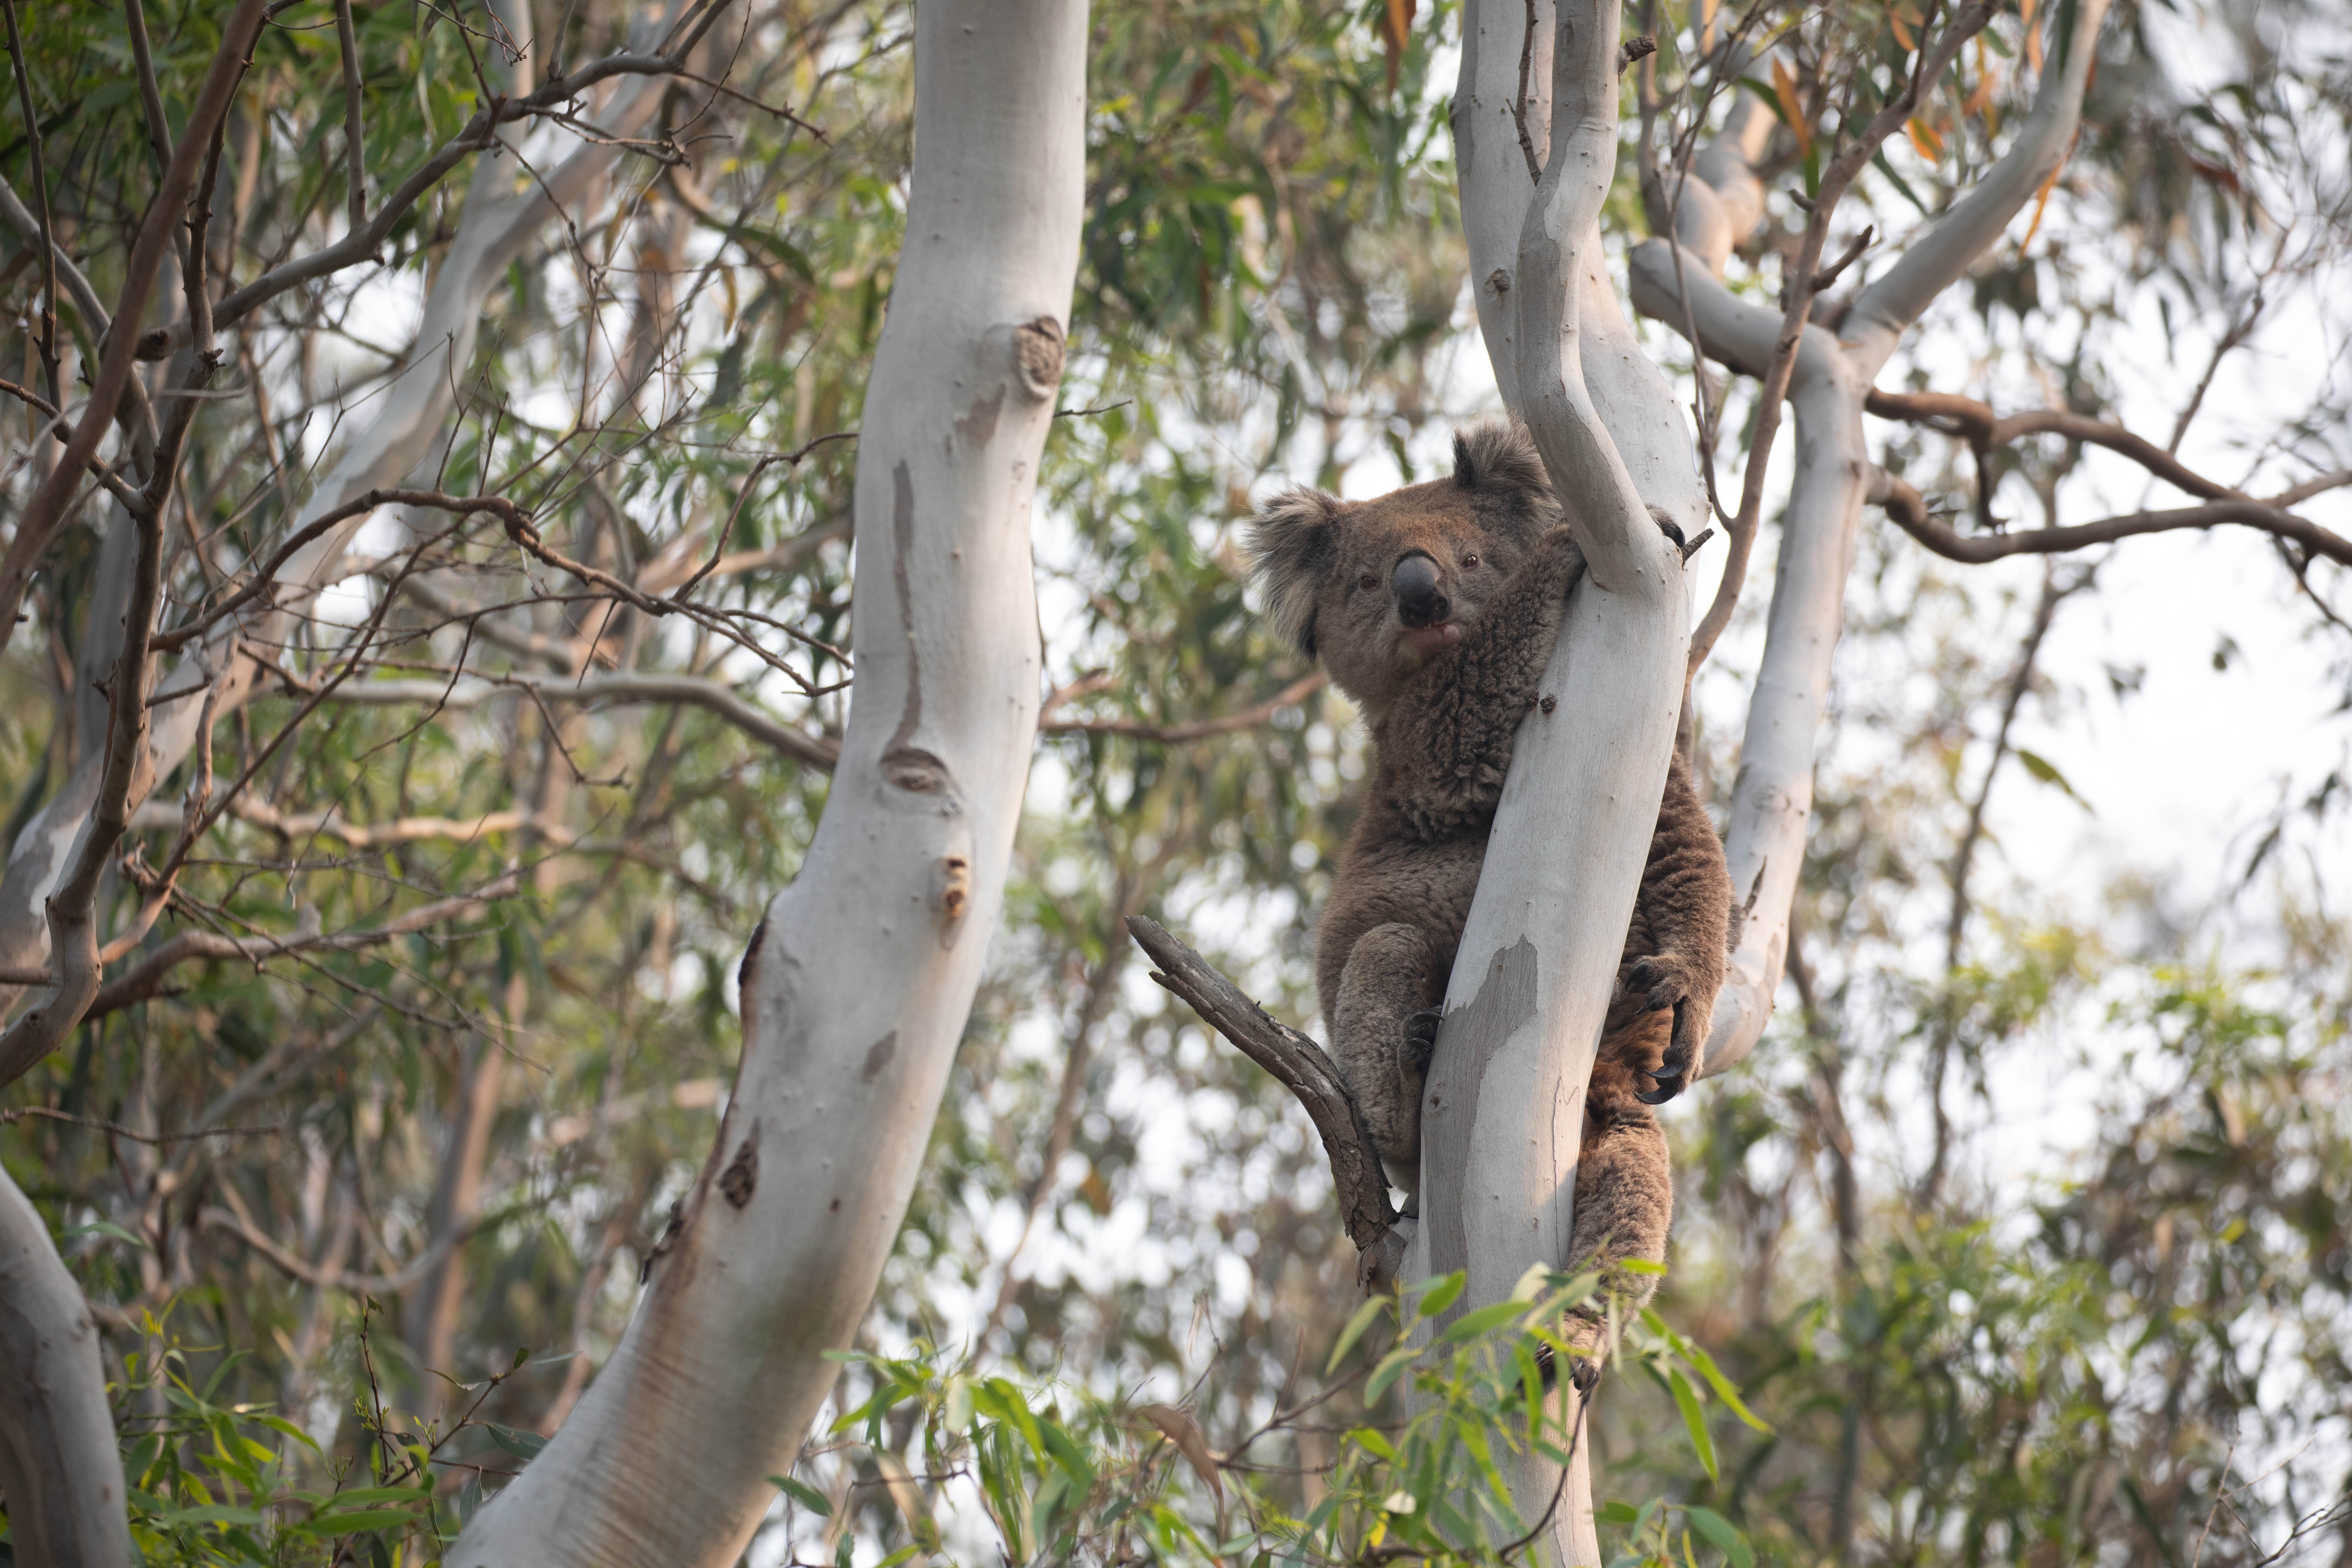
[1560,1069,1673,1372]
[1332,922,1440,1194]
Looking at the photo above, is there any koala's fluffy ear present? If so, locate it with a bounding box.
[1452,420,1549,499]
[1247,486,1342,659]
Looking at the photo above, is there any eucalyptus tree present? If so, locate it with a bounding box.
[3,0,2349,1564]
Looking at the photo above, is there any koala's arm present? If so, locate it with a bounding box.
[1375,527,1586,837]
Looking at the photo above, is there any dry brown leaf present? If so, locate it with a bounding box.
[1139,1402,1224,1509]
[1770,57,1813,161]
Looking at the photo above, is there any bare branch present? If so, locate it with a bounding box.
[122,0,173,171]
[1867,465,2352,567]
[315,671,841,771]
[1865,387,2248,503]
[1126,917,1406,1294]
[2,0,60,410]
[152,488,533,653]
[333,0,368,232]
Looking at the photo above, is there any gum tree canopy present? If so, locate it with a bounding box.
[0,0,2345,1566]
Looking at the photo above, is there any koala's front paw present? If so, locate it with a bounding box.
[1400,1007,1443,1083]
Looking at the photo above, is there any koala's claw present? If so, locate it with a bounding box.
[1635,999,1700,1105]
[1535,1333,1607,1393]
[1401,1007,1443,1079]
[1633,1069,1686,1106]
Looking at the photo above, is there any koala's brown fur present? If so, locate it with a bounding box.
[1248,421,1732,1349]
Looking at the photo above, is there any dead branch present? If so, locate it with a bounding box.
[1865,387,2253,505]
[1867,465,2352,568]
[1125,916,1405,1293]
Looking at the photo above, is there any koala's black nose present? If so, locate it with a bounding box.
[1393,553,1450,628]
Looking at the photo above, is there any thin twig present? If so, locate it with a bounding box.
[333,0,369,232]
[2,1106,281,1144]
[1512,0,1543,184]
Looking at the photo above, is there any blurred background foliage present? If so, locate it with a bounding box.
[1,0,2347,1562]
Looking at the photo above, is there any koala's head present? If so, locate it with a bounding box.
[1246,421,1558,717]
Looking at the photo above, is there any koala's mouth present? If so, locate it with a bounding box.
[1398,621,1463,659]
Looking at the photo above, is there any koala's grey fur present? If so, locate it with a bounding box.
[1248,420,1732,1353]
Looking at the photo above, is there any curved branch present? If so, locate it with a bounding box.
[1867,465,2352,567]
[1125,917,1406,1293]
[150,489,533,653]
[1512,0,1675,590]
[1864,388,2247,503]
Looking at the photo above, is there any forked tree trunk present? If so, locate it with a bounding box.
[446,4,1089,1562]
[1436,1,1705,1559]
[1623,0,2112,1080]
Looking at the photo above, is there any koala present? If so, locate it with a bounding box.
[1248,421,1732,1352]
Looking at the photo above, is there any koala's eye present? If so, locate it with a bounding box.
[1357,572,1379,592]
[1462,552,1480,568]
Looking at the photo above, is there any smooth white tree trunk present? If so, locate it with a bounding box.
[1439,3,2109,1555]
[0,1172,133,1568]
[446,4,1088,1563]
[1438,2,1701,1560]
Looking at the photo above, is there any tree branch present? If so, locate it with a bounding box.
[1867,465,2352,567]
[83,870,522,1022]
[1864,387,2250,504]
[141,35,796,361]
[1125,917,1406,1294]
[1844,0,2111,360]
[315,670,841,770]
